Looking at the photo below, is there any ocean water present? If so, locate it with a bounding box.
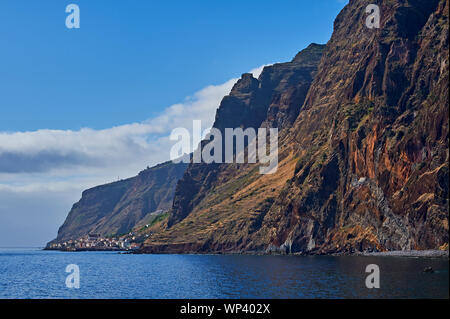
[0,248,448,299]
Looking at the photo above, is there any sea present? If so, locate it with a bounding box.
[0,248,448,299]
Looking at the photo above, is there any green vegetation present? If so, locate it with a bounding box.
[149,212,169,227]
[197,166,259,210]
[343,99,374,131]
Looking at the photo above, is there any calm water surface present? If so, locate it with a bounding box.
[0,248,448,299]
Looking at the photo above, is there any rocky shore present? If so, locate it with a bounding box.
[357,250,449,258]
[136,243,449,258]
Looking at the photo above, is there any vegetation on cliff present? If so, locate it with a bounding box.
[142,0,449,254]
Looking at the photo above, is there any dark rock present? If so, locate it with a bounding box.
[423,267,434,273]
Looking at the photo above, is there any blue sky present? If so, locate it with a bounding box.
[0,0,345,131]
[0,0,347,246]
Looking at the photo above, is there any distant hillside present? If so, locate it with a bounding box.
[47,161,188,244]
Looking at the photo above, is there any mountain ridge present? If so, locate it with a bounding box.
[48,0,449,255]
[141,0,449,254]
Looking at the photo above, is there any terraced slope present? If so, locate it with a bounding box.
[142,0,449,254]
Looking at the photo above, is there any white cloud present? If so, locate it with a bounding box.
[0,65,269,180]
[0,64,270,246]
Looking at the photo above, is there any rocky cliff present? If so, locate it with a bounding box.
[256,0,449,254]
[47,161,187,244]
[167,43,324,228]
[141,0,449,254]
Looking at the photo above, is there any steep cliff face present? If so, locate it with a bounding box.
[256,0,449,254]
[145,44,326,251]
[48,161,187,243]
[142,0,448,254]
[167,44,325,228]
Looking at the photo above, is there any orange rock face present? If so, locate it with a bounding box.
[144,0,449,254]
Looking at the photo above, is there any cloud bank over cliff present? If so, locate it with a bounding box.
[0,65,268,246]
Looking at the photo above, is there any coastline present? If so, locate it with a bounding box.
[43,246,450,258]
[43,247,127,252]
[356,250,449,258]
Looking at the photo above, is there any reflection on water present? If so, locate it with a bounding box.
[0,248,448,298]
